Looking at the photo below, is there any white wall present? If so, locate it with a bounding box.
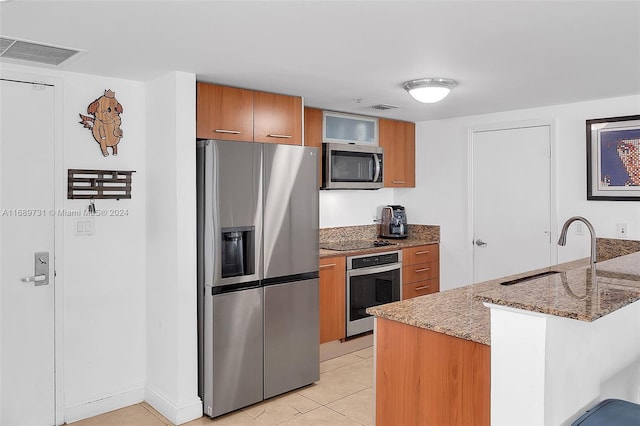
[319,188,394,228]
[396,95,640,290]
[1,63,148,422]
[145,71,201,425]
[63,72,147,423]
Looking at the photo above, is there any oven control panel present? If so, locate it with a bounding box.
[348,251,401,270]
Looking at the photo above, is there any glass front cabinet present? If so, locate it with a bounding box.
[322,111,378,145]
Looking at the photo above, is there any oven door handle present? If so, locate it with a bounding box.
[347,263,401,277]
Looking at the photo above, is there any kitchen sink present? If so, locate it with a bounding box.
[500,270,561,286]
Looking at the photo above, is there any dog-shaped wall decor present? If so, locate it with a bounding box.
[79,89,124,156]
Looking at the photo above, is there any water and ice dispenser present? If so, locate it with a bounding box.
[221,226,255,278]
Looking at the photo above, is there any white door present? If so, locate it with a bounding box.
[472,125,552,283]
[1,79,56,425]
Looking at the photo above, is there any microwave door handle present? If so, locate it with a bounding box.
[373,153,381,183]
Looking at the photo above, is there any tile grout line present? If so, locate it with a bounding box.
[322,403,370,426]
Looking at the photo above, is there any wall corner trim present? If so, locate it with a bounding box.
[145,385,203,425]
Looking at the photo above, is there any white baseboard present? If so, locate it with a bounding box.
[64,382,145,424]
[320,333,373,362]
[145,385,202,425]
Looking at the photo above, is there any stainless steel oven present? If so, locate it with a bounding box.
[346,250,402,337]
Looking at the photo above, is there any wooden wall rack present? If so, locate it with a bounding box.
[67,169,135,200]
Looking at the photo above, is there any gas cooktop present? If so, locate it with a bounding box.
[320,240,398,251]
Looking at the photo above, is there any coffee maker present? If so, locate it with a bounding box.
[379,205,408,239]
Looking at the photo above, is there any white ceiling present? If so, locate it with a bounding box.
[1,0,639,122]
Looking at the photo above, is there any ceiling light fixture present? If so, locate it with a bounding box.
[402,78,457,103]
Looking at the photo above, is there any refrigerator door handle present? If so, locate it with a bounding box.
[203,141,218,287]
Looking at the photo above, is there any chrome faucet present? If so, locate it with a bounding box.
[558,216,597,277]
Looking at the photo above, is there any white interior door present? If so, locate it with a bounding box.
[1,79,56,425]
[472,125,552,283]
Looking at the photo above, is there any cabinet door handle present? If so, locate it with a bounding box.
[415,268,430,273]
[414,285,430,291]
[215,129,242,134]
[319,263,337,269]
[415,250,430,255]
[267,134,293,139]
[392,180,406,184]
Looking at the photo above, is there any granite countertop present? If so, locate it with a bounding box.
[319,224,440,258]
[319,238,440,258]
[367,251,640,346]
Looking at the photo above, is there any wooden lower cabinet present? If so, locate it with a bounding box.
[375,318,490,426]
[402,244,440,300]
[319,256,346,343]
[403,278,439,299]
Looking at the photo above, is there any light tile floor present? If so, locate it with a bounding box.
[68,346,374,426]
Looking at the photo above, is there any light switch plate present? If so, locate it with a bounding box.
[74,217,95,236]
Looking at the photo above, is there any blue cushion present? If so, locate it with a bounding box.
[571,399,640,426]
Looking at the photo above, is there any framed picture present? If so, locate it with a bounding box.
[586,114,640,201]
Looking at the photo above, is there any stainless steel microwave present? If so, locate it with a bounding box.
[321,143,383,190]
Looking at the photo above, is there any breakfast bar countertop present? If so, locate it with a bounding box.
[367,251,640,346]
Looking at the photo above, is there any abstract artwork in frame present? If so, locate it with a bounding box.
[586,114,640,201]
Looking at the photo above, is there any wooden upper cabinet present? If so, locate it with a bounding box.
[254,91,302,145]
[379,118,416,187]
[196,82,253,142]
[304,107,323,186]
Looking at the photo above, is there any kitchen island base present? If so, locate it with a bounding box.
[374,317,490,426]
[488,301,640,425]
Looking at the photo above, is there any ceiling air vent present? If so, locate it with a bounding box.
[0,37,81,66]
[370,104,399,111]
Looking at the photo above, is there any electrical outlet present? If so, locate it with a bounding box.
[617,223,628,238]
[575,222,584,235]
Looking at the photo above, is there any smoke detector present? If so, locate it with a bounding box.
[0,36,82,65]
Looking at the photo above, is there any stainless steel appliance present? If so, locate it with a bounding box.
[379,205,408,239]
[346,250,402,337]
[321,143,383,190]
[196,140,320,418]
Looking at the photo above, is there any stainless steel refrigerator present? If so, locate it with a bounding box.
[196,139,319,418]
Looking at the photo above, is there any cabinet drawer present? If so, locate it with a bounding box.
[403,261,438,284]
[403,244,438,266]
[402,278,439,300]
